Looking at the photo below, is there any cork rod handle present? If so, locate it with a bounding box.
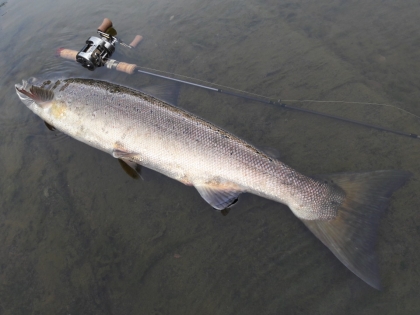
[115,62,137,74]
[56,48,137,75]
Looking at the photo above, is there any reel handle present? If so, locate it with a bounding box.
[129,35,143,48]
[97,18,143,48]
[97,18,113,32]
[56,48,138,74]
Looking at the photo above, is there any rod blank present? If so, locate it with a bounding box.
[56,48,419,140]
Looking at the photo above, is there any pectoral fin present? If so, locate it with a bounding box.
[112,149,139,159]
[118,158,142,179]
[113,149,142,179]
[194,183,242,210]
[44,121,56,131]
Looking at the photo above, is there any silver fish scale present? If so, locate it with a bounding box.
[50,79,342,220]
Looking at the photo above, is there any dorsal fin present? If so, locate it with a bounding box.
[259,146,281,159]
[138,83,181,106]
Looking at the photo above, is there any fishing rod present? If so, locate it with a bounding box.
[56,18,420,140]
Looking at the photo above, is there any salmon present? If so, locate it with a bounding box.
[15,77,411,288]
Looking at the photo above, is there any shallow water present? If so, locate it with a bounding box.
[1,0,420,314]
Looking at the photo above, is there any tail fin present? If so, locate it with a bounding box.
[302,170,411,289]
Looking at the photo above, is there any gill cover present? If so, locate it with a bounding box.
[15,79,54,107]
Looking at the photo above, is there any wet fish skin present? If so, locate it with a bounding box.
[15,79,340,217]
[15,77,411,289]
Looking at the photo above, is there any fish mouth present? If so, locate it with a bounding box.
[15,79,29,100]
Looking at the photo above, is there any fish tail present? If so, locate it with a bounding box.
[302,170,411,289]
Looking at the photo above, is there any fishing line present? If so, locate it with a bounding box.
[281,99,420,120]
[130,66,420,139]
[136,65,420,121]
